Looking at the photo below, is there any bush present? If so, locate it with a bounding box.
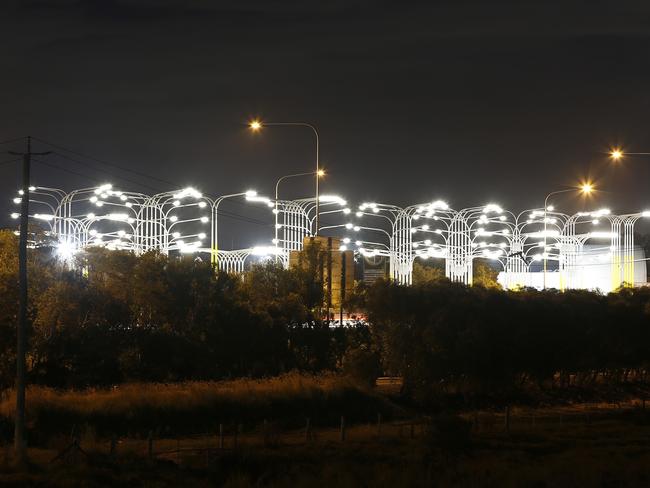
[342,346,382,387]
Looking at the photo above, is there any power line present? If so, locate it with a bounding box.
[0,136,27,146]
[34,138,274,218]
[48,151,164,192]
[33,137,175,187]
[31,157,271,228]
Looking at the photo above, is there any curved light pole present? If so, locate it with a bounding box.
[249,120,323,234]
[542,183,593,289]
[273,171,323,260]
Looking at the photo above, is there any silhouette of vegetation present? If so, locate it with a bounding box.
[1,227,650,409]
[0,373,394,441]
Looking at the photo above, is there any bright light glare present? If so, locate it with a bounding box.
[55,240,76,262]
[581,183,593,194]
[317,169,325,177]
[610,148,623,161]
[319,195,346,205]
[249,120,262,131]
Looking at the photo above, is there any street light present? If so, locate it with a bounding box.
[248,119,323,234]
[542,183,593,289]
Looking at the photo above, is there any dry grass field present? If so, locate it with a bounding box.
[1,399,650,486]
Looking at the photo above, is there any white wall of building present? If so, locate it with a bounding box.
[497,245,647,293]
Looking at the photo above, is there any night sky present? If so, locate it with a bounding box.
[2,1,650,246]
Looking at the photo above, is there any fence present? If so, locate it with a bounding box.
[41,398,650,466]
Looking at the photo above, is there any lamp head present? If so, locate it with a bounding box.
[580,183,593,194]
[610,148,623,161]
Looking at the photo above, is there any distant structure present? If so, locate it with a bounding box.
[12,183,650,294]
[289,236,354,319]
[497,244,648,293]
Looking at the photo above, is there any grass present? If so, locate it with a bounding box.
[3,408,650,487]
[0,373,397,443]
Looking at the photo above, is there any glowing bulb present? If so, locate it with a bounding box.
[198,201,207,208]
[249,120,262,131]
[610,148,623,161]
[581,183,593,194]
[200,216,209,223]
[12,198,20,204]
[173,232,181,238]
[170,215,178,222]
[317,169,325,177]
[173,200,181,207]
[10,213,19,219]
[198,232,206,239]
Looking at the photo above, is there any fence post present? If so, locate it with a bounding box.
[377,413,382,437]
[219,424,224,449]
[305,418,311,442]
[504,406,510,433]
[340,416,346,442]
[147,431,153,460]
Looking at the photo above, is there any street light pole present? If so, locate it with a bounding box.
[542,184,593,289]
[249,121,322,234]
[274,171,320,260]
[7,137,50,463]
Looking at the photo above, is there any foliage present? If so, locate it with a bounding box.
[363,279,650,402]
[0,373,394,441]
[0,231,368,388]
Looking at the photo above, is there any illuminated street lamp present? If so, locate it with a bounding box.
[249,119,323,234]
[273,170,325,258]
[542,183,593,289]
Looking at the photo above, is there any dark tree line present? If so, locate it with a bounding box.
[1,228,650,400]
[365,279,650,402]
[0,231,369,388]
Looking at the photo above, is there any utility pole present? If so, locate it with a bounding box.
[8,137,50,463]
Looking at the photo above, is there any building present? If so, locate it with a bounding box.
[289,236,355,319]
[497,244,648,293]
